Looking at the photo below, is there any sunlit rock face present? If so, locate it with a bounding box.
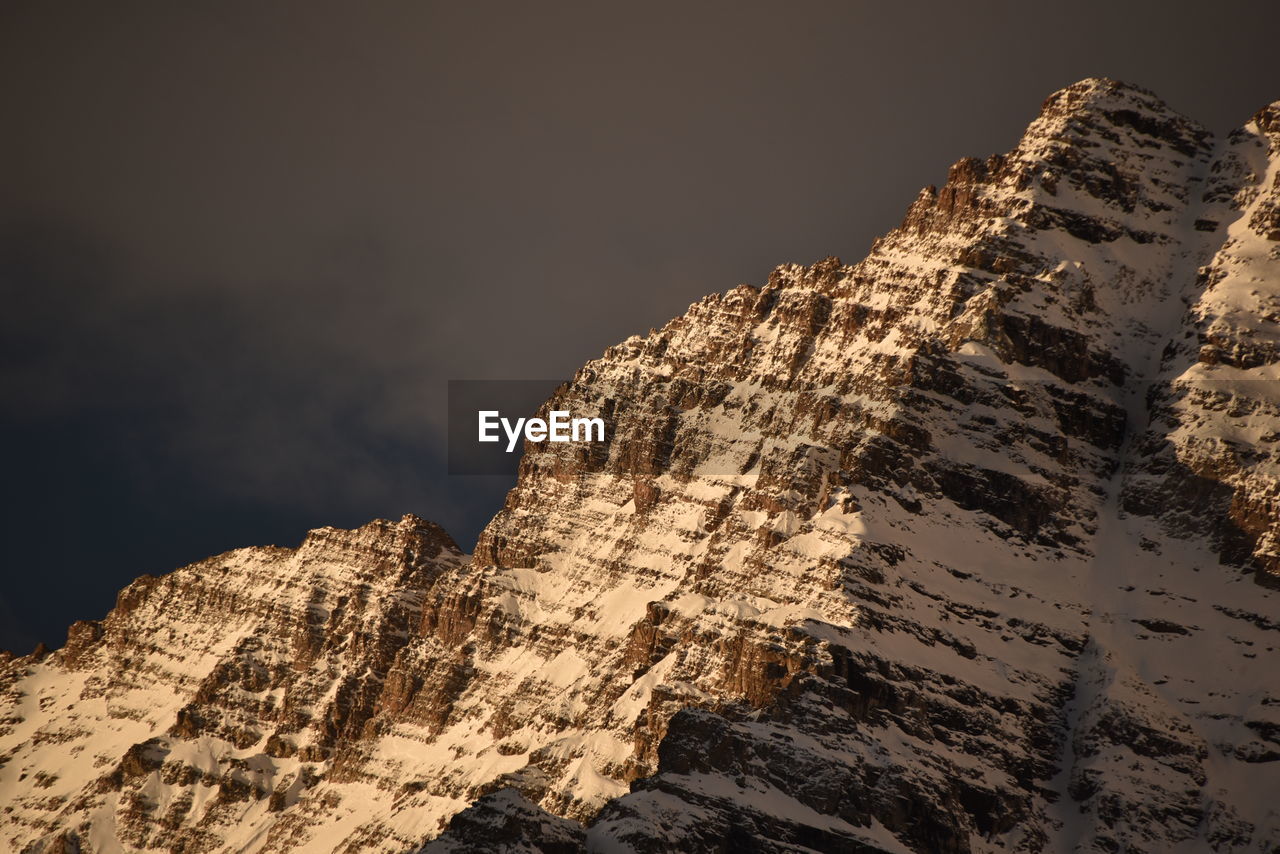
[4,79,1279,854]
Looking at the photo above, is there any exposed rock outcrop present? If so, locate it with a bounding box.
[2,78,1278,853]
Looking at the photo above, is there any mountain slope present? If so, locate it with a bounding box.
[2,78,1278,854]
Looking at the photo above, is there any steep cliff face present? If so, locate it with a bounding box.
[0,516,470,852]
[471,79,1280,853]
[1123,101,1280,586]
[3,79,1278,854]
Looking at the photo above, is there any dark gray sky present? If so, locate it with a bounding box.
[3,0,1278,651]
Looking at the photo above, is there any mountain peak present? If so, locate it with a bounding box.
[1028,77,1212,162]
[1041,76,1175,119]
[4,79,1279,854]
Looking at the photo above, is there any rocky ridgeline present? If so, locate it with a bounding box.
[3,79,1278,853]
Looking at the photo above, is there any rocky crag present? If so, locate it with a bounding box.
[3,78,1279,853]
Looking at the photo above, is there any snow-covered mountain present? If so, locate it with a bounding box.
[3,78,1278,853]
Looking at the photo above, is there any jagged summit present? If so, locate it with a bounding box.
[1039,76,1202,124]
[3,81,1279,854]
